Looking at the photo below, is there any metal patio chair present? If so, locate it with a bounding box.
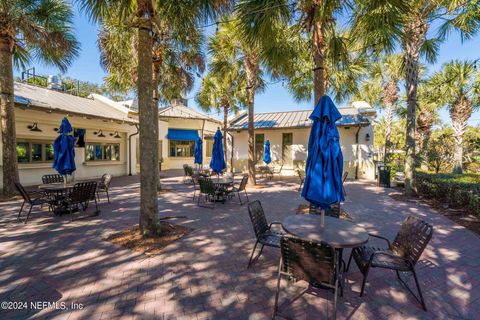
[15,182,50,224]
[347,215,433,310]
[228,174,249,205]
[197,177,223,208]
[342,172,348,197]
[309,203,341,218]
[65,181,100,221]
[96,173,112,203]
[42,174,64,184]
[297,169,305,192]
[273,236,341,319]
[192,174,201,202]
[183,164,194,184]
[247,200,284,268]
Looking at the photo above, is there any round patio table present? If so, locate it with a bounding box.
[282,214,369,248]
[38,182,75,191]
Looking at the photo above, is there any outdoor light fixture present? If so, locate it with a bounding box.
[27,122,42,132]
[94,130,106,137]
[110,131,121,138]
[365,133,370,142]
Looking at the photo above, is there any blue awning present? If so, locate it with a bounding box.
[167,128,199,141]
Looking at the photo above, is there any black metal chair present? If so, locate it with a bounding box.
[42,174,64,184]
[273,236,341,319]
[347,215,433,310]
[228,174,249,205]
[309,203,341,218]
[191,174,201,202]
[65,181,100,221]
[342,172,348,197]
[96,173,112,203]
[15,182,50,224]
[297,169,305,192]
[183,164,194,184]
[247,200,284,268]
[197,177,223,208]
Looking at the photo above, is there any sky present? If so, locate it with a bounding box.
[16,4,480,127]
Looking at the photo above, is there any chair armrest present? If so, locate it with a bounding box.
[368,233,391,247]
[269,222,283,229]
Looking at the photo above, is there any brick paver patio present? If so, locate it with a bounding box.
[1,172,479,319]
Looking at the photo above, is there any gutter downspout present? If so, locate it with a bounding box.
[355,126,361,180]
[228,132,234,172]
[128,124,139,176]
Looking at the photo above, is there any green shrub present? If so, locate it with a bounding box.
[415,172,480,215]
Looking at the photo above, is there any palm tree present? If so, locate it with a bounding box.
[0,0,79,197]
[357,54,404,162]
[195,68,247,162]
[355,0,480,195]
[428,60,480,174]
[236,0,404,105]
[79,0,229,235]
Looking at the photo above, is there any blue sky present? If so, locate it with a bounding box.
[17,5,480,126]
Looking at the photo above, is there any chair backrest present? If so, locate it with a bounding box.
[42,174,64,184]
[391,215,433,264]
[15,182,31,203]
[183,164,189,176]
[309,203,341,218]
[281,236,338,287]
[192,174,200,186]
[185,166,194,177]
[198,178,215,195]
[100,174,112,189]
[238,174,249,191]
[247,200,269,239]
[71,182,97,203]
[297,169,305,180]
[342,171,348,183]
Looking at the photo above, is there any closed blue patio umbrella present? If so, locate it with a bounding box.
[209,129,226,174]
[302,96,344,213]
[52,117,76,178]
[263,140,271,165]
[194,137,203,165]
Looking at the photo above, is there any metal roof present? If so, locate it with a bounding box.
[228,108,371,130]
[158,105,221,123]
[13,82,137,123]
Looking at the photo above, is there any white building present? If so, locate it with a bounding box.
[227,101,377,180]
[0,82,220,188]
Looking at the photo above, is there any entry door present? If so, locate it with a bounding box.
[282,133,293,166]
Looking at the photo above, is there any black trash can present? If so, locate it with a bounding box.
[378,165,391,187]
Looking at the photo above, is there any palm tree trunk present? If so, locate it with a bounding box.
[450,98,472,174]
[403,20,427,196]
[153,61,162,191]
[245,56,257,185]
[0,37,19,197]
[313,21,326,105]
[223,103,228,163]
[383,102,394,163]
[416,110,433,169]
[138,25,159,235]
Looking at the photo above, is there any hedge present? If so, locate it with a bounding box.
[415,172,480,215]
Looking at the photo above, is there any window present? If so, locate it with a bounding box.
[169,140,195,157]
[16,141,55,163]
[255,134,265,162]
[205,139,214,157]
[86,143,120,161]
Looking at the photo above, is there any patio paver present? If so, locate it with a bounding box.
[0,172,478,319]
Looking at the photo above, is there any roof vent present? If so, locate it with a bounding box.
[47,75,62,91]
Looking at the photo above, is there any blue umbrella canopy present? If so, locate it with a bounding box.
[209,129,226,174]
[263,140,272,164]
[194,137,203,164]
[52,117,76,176]
[301,96,344,208]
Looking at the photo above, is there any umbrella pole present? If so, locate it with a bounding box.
[321,211,325,228]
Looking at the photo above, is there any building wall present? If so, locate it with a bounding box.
[229,125,375,179]
[0,107,139,187]
[135,117,221,171]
